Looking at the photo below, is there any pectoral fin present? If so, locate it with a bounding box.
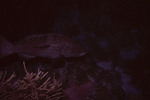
[33,44,51,49]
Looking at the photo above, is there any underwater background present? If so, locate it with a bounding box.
[0,0,149,100]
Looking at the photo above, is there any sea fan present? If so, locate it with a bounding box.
[0,62,64,100]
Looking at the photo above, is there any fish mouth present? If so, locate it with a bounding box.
[80,52,88,56]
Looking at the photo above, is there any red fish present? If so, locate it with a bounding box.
[0,33,87,59]
[64,82,93,100]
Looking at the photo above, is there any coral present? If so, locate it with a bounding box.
[0,62,64,100]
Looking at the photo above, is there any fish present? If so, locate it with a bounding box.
[0,33,87,59]
[64,82,93,100]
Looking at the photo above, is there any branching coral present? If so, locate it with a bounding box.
[0,61,64,100]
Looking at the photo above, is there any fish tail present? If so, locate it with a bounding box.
[0,35,14,58]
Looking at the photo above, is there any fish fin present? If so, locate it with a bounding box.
[18,53,36,59]
[80,52,88,56]
[0,35,14,58]
[33,44,51,49]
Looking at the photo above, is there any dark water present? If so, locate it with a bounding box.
[0,0,149,100]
